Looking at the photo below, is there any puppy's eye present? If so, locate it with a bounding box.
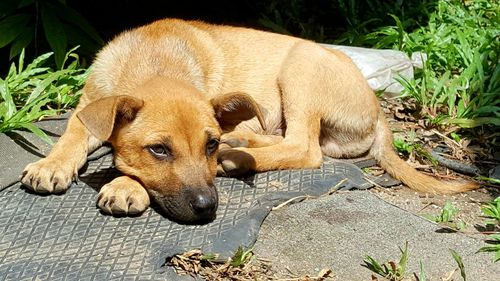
[148,144,172,159]
[206,139,219,155]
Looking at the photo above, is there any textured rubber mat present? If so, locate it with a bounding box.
[0,150,386,281]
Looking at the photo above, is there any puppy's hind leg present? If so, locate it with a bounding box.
[218,42,327,176]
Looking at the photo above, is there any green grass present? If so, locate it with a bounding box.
[477,234,500,262]
[393,137,438,166]
[0,0,103,68]
[363,244,474,280]
[450,249,467,281]
[423,202,466,230]
[363,242,409,281]
[367,0,499,128]
[229,246,254,267]
[0,47,87,143]
[478,197,500,262]
[414,260,426,281]
[481,196,500,227]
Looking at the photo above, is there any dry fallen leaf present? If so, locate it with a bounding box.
[167,249,335,280]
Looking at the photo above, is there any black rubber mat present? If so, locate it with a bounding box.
[0,115,398,280]
[0,154,391,281]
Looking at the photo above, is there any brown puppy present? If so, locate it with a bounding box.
[21,19,477,222]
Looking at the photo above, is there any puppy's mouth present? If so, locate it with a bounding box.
[147,187,218,224]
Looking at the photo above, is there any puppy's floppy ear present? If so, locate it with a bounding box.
[77,95,144,141]
[211,92,266,131]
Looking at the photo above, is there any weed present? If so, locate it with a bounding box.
[363,241,409,281]
[477,197,500,262]
[168,248,333,280]
[362,167,373,174]
[475,176,500,185]
[477,234,500,262]
[256,0,327,41]
[393,137,438,166]
[371,0,499,128]
[450,249,467,281]
[481,197,500,227]
[230,246,254,267]
[423,202,466,230]
[0,0,103,67]
[413,260,427,281]
[0,48,88,142]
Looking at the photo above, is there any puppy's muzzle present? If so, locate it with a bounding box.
[152,185,218,223]
[190,192,217,218]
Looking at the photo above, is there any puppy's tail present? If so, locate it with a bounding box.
[369,115,479,194]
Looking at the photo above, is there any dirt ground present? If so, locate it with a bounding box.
[371,185,500,237]
[370,97,500,236]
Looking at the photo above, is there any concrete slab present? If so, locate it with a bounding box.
[253,191,499,280]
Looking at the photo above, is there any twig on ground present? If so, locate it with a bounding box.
[442,269,457,281]
[272,195,314,211]
[273,178,348,211]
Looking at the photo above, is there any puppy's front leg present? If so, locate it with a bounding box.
[21,113,102,193]
[217,131,287,176]
[218,127,323,177]
[218,143,323,176]
[97,176,150,215]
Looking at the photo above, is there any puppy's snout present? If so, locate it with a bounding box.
[151,185,219,223]
[185,185,218,221]
[190,193,217,215]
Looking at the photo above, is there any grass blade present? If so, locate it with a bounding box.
[0,78,17,119]
[17,122,53,144]
[450,249,466,281]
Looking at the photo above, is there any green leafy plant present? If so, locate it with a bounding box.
[450,249,467,281]
[230,246,254,267]
[335,0,435,47]
[369,0,499,128]
[476,176,500,185]
[477,234,500,262]
[0,48,88,142]
[0,0,103,67]
[477,197,500,262]
[481,196,500,227]
[363,242,409,281]
[393,137,437,165]
[393,137,414,155]
[256,0,328,41]
[423,202,466,230]
[255,0,436,46]
[414,260,427,281]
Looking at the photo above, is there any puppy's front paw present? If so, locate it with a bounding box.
[97,177,150,215]
[217,148,254,177]
[21,158,76,194]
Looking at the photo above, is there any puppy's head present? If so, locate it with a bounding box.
[77,78,264,223]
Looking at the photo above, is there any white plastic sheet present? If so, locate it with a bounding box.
[323,44,424,96]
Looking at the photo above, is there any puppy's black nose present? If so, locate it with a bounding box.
[190,194,217,216]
